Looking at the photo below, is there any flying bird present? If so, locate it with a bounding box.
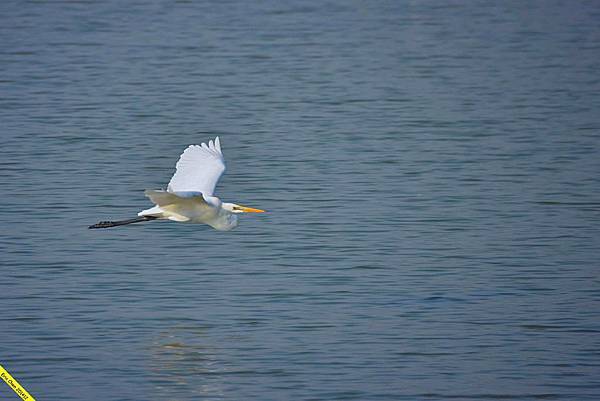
[89,137,264,231]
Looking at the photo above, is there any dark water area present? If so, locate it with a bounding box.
[1,1,599,400]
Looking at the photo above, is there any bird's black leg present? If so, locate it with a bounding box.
[88,216,157,229]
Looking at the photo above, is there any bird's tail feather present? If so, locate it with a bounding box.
[88,216,157,229]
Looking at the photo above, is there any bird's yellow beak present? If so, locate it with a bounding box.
[235,205,265,213]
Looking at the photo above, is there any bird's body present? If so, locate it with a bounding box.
[90,137,264,231]
[139,190,240,231]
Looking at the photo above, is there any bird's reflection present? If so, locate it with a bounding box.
[147,325,225,400]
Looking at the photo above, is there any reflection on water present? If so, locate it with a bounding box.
[148,326,224,401]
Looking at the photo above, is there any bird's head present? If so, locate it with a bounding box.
[222,202,265,214]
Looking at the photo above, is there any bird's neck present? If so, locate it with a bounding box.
[210,208,239,231]
[203,195,222,209]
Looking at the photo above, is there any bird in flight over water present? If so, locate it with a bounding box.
[89,137,265,231]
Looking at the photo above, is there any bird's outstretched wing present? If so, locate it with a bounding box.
[167,137,225,196]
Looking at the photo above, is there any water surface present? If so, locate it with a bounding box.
[1,1,599,400]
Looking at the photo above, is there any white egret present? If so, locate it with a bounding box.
[89,137,264,231]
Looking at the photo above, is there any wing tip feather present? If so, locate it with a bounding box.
[175,138,224,169]
[183,137,222,155]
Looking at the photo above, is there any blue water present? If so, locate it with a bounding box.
[1,1,600,400]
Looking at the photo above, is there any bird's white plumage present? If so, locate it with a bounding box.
[167,137,225,196]
[130,137,263,231]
